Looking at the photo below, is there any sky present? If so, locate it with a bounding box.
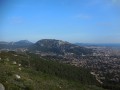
[0,0,120,43]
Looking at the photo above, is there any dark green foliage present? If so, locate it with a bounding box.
[0,52,104,90]
[28,53,97,85]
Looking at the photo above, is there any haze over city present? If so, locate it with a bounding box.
[0,0,120,43]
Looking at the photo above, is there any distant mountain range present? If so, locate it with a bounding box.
[75,43,120,48]
[0,40,33,49]
[2,39,120,56]
[0,39,93,56]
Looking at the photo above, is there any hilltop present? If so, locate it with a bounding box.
[29,39,93,56]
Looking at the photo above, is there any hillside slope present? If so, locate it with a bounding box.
[0,51,105,90]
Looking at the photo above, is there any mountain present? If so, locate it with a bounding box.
[75,43,120,48]
[0,41,9,44]
[75,43,97,47]
[0,40,33,49]
[13,40,33,46]
[0,39,93,56]
[29,39,93,56]
[0,41,10,49]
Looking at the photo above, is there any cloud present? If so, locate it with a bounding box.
[96,22,112,27]
[85,0,120,7]
[74,14,91,19]
[10,16,24,24]
[109,0,120,7]
[108,0,120,6]
[112,0,120,3]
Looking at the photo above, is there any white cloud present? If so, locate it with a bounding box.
[10,16,24,24]
[86,0,120,7]
[108,0,120,6]
[74,14,91,19]
[112,0,120,3]
[96,22,112,27]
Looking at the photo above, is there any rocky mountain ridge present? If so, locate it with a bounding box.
[29,39,93,56]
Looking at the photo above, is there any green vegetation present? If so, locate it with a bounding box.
[0,51,105,90]
[28,53,97,85]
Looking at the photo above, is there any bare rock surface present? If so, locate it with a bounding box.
[0,83,5,90]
